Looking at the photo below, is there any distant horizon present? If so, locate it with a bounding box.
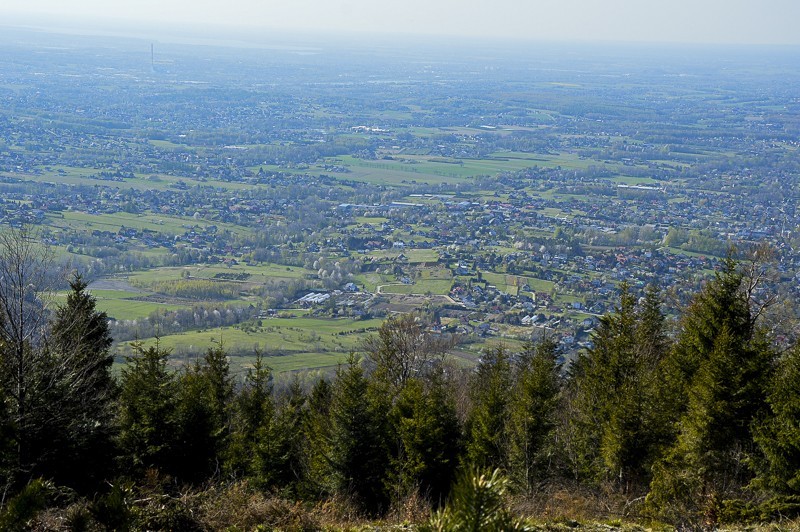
[3,13,800,55]
[2,0,800,48]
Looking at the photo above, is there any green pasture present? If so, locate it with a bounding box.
[189,262,310,281]
[419,268,453,280]
[405,127,441,137]
[266,316,384,333]
[123,347,350,377]
[353,273,393,293]
[54,288,187,320]
[524,277,557,293]
[362,249,439,263]
[53,211,185,235]
[116,316,386,372]
[332,154,546,181]
[85,289,144,299]
[30,164,265,195]
[47,209,251,240]
[101,299,187,320]
[354,217,389,225]
[488,151,599,171]
[319,150,605,187]
[482,272,555,295]
[231,352,351,375]
[148,140,188,150]
[380,279,452,296]
[126,267,192,284]
[125,261,311,286]
[610,175,661,186]
[67,260,317,321]
[323,158,457,186]
[31,166,174,192]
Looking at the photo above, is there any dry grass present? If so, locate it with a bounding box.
[199,482,322,531]
[21,480,800,531]
[384,488,433,525]
[512,484,646,521]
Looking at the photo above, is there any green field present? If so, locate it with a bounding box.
[360,249,439,263]
[354,273,394,293]
[329,153,556,183]
[50,209,253,239]
[182,263,309,282]
[354,216,390,224]
[325,158,460,186]
[30,164,271,195]
[482,272,555,295]
[55,287,187,320]
[116,316,386,373]
[123,262,311,287]
[380,279,453,296]
[101,299,187,320]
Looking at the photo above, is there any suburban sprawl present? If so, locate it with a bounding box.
[1,28,799,371]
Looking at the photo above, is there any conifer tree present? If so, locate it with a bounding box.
[0,234,117,492]
[465,345,512,471]
[46,273,116,489]
[567,283,668,488]
[567,285,634,482]
[636,284,669,364]
[648,257,774,521]
[753,345,800,494]
[302,377,333,498]
[508,337,561,492]
[389,369,461,506]
[116,341,179,477]
[328,354,390,514]
[657,256,754,425]
[173,343,234,483]
[226,350,275,482]
[245,373,314,495]
[51,274,114,367]
[266,376,309,495]
[421,468,526,532]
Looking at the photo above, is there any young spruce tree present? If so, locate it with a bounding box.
[268,376,310,495]
[226,350,275,484]
[648,257,774,522]
[568,284,666,488]
[389,369,461,506]
[753,344,800,494]
[328,354,390,515]
[173,342,234,483]
[507,337,562,492]
[465,345,512,471]
[116,341,179,478]
[301,377,334,499]
[46,273,116,490]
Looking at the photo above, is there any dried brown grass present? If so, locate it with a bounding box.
[512,482,647,522]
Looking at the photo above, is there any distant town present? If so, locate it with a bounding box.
[0,27,798,367]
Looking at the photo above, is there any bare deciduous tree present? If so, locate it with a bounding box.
[0,227,114,490]
[362,313,454,389]
[0,226,59,480]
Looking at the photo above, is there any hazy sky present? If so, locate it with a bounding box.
[2,0,799,46]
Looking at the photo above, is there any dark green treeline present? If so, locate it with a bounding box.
[2,245,800,527]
